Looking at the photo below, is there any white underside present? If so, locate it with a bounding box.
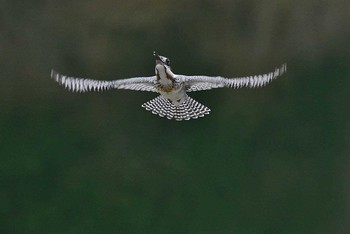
[160,87,187,106]
[156,64,172,86]
[155,64,187,106]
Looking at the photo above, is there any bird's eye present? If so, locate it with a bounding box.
[165,59,170,65]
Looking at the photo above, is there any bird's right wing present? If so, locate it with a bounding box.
[51,70,158,93]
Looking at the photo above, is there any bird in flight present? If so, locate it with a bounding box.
[51,51,286,121]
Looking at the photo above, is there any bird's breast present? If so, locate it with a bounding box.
[157,84,174,93]
[155,64,174,86]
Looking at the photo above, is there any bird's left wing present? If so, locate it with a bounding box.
[51,70,158,93]
[177,63,287,92]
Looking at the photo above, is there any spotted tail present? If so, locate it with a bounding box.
[141,95,210,121]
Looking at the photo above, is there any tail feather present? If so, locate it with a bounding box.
[141,95,210,121]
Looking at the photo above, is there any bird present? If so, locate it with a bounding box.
[51,51,286,121]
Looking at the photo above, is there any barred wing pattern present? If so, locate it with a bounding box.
[51,70,158,93]
[179,63,287,92]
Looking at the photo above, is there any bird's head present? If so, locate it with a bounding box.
[153,51,175,81]
[153,51,171,67]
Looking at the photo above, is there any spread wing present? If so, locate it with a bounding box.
[177,63,287,92]
[51,70,158,93]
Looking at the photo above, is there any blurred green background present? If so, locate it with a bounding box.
[1,0,349,233]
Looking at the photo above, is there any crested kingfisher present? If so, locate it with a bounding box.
[51,51,286,121]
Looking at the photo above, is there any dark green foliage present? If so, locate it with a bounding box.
[1,1,349,233]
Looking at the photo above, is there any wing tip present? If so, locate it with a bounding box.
[50,69,60,81]
[50,69,55,78]
[281,63,287,74]
[273,63,287,78]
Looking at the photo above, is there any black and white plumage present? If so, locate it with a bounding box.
[141,95,210,121]
[51,51,286,121]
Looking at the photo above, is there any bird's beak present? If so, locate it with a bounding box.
[153,51,161,60]
[153,51,163,65]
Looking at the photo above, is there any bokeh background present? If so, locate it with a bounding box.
[1,0,349,233]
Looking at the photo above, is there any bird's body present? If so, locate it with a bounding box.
[51,51,287,121]
[154,58,186,106]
